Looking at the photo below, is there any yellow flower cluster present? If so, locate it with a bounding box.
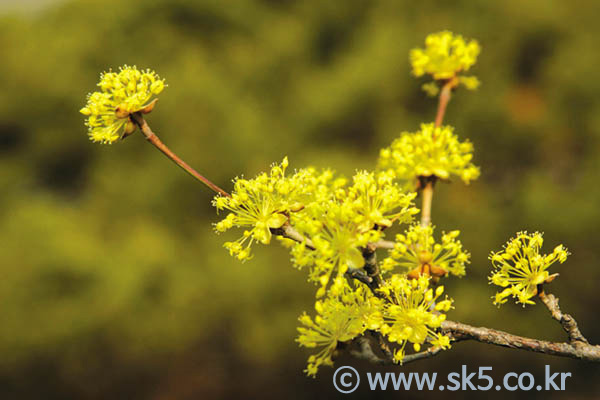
[80,65,165,144]
[410,30,480,94]
[378,123,480,185]
[213,158,458,376]
[215,159,419,296]
[297,283,383,377]
[489,232,569,306]
[286,170,418,297]
[381,224,469,278]
[348,170,419,230]
[295,203,381,297]
[213,157,310,261]
[378,275,452,363]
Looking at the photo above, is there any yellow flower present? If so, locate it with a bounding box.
[378,123,480,186]
[410,31,480,93]
[297,283,383,377]
[377,275,452,363]
[489,231,569,306]
[288,170,417,297]
[381,224,470,278]
[213,157,312,261]
[216,161,418,295]
[80,65,165,144]
[348,170,419,231]
[299,200,381,297]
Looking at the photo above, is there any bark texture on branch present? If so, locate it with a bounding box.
[538,291,588,344]
[441,320,600,362]
[349,318,600,366]
[270,223,315,250]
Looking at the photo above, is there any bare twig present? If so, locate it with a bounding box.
[434,78,456,129]
[538,291,588,344]
[371,330,394,360]
[129,112,230,197]
[346,267,373,286]
[420,178,434,227]
[348,335,446,366]
[401,346,444,364]
[441,320,600,361]
[348,336,392,365]
[362,246,384,292]
[347,315,600,367]
[372,240,395,250]
[418,77,456,227]
[270,223,315,250]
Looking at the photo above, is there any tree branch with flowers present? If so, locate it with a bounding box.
[80,31,600,378]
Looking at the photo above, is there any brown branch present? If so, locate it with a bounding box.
[370,330,394,360]
[441,320,600,362]
[538,291,588,344]
[372,240,395,250]
[435,76,458,128]
[362,245,384,292]
[348,336,392,366]
[346,267,373,286]
[270,222,315,250]
[434,78,456,128]
[129,112,230,197]
[347,316,600,368]
[348,335,445,366]
[420,178,435,227]
[401,346,444,364]
[417,77,457,228]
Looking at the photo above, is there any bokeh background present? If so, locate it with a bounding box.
[1,0,600,398]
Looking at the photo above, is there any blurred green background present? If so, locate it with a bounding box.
[1,0,600,398]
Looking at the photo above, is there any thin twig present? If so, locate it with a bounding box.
[401,346,444,364]
[538,291,588,344]
[129,112,230,197]
[418,78,456,227]
[348,316,600,367]
[434,78,456,129]
[372,240,395,250]
[441,320,600,361]
[348,336,392,365]
[348,335,445,366]
[346,267,373,286]
[420,179,434,227]
[362,246,384,292]
[371,331,394,360]
[270,223,315,250]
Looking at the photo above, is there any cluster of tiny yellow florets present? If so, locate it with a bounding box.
[216,160,419,296]
[295,202,382,298]
[287,170,418,297]
[348,170,419,230]
[213,157,312,261]
[80,65,165,144]
[378,275,452,363]
[410,31,480,95]
[296,282,383,377]
[489,232,569,306]
[382,224,470,278]
[378,123,480,186]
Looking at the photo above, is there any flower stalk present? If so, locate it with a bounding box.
[421,77,456,226]
[129,112,230,197]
